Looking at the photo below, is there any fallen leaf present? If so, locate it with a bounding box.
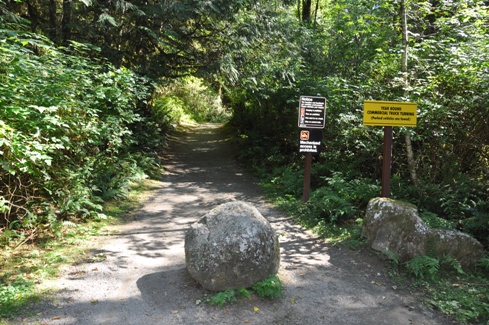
[52,316,61,320]
[245,320,251,323]
[253,306,260,313]
[171,310,179,314]
[90,299,99,304]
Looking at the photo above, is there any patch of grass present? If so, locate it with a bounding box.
[426,278,489,324]
[0,219,108,319]
[385,254,489,324]
[0,277,37,319]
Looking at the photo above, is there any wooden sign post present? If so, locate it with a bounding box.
[298,96,326,202]
[363,100,417,198]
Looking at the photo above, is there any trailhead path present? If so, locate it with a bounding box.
[15,123,459,325]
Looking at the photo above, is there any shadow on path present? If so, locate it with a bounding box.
[15,123,460,325]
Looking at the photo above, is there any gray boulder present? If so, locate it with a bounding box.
[185,201,280,291]
[362,197,483,268]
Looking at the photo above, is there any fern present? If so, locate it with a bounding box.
[405,255,440,281]
[440,255,465,275]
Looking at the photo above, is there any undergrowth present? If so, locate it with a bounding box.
[0,180,149,320]
[201,275,283,307]
[243,156,489,323]
[385,253,489,324]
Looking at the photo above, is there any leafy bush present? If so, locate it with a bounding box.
[0,29,168,239]
[252,274,283,300]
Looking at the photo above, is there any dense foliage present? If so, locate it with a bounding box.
[3,0,251,78]
[220,0,489,247]
[0,18,168,241]
[1,0,489,322]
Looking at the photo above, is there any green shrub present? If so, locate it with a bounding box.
[404,255,440,281]
[0,277,36,318]
[0,29,166,238]
[251,275,283,300]
[203,275,283,307]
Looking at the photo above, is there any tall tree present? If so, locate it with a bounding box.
[48,0,56,39]
[302,0,312,21]
[401,0,419,186]
[61,0,71,44]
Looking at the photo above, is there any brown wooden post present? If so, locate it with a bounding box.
[303,153,312,202]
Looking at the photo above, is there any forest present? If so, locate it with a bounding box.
[0,0,488,322]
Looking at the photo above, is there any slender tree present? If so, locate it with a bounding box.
[401,0,419,186]
[61,0,72,45]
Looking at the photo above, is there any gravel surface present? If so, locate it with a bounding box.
[12,123,460,325]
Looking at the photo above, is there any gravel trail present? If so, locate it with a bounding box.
[14,123,459,325]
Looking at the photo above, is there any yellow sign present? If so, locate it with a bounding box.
[363,100,417,127]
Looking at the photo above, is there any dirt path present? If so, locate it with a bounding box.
[14,123,459,325]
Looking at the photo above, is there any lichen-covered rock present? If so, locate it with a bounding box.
[185,201,280,291]
[362,197,483,268]
[428,228,484,268]
[362,198,429,262]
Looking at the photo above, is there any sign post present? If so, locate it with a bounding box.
[363,100,417,198]
[298,96,326,202]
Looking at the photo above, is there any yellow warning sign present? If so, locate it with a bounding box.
[363,100,417,127]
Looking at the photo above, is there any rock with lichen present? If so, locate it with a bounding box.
[362,197,483,268]
[185,201,280,291]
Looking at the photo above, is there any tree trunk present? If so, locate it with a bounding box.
[302,0,312,22]
[49,0,57,40]
[297,0,301,20]
[314,0,319,26]
[61,0,72,45]
[26,0,39,32]
[401,0,419,186]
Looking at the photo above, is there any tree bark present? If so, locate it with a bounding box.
[401,0,419,186]
[26,0,39,32]
[61,0,72,45]
[49,0,57,40]
[297,0,301,20]
[302,0,312,21]
[314,0,319,26]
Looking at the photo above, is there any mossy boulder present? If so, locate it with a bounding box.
[362,197,483,268]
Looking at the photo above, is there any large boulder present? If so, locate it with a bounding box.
[185,201,280,291]
[362,197,483,268]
